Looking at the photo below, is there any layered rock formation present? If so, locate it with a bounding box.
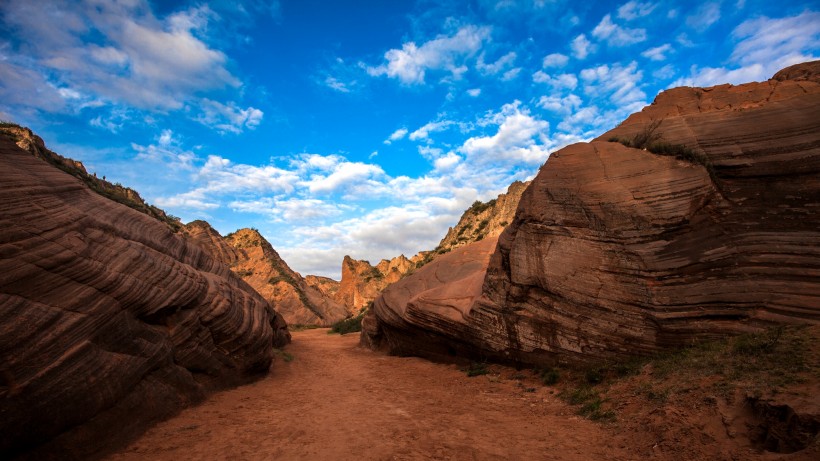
[334,255,414,314]
[363,61,820,366]
[0,132,289,460]
[1,125,182,231]
[435,181,529,255]
[184,222,348,326]
[320,183,528,314]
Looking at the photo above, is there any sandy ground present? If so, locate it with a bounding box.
[105,329,633,461]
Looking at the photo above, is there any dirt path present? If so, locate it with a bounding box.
[106,329,632,461]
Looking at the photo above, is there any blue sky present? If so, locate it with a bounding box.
[1,0,818,279]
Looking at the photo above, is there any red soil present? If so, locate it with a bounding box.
[105,329,631,460]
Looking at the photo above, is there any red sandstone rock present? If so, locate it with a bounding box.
[184,223,348,327]
[363,61,820,366]
[0,133,289,460]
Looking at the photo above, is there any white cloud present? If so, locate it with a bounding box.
[325,76,351,93]
[476,51,517,75]
[537,94,582,115]
[617,1,657,21]
[0,0,260,132]
[460,101,550,165]
[571,34,593,59]
[384,127,408,144]
[542,53,569,68]
[195,99,264,134]
[132,130,198,170]
[467,88,482,97]
[686,2,721,32]
[673,11,820,87]
[409,120,456,141]
[641,43,673,61]
[592,14,647,46]
[532,71,578,90]
[367,25,491,84]
[304,161,386,196]
[229,197,351,222]
[580,61,646,109]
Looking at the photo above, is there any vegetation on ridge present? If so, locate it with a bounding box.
[608,119,718,184]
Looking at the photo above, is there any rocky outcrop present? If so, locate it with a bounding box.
[184,222,348,327]
[304,275,340,299]
[334,254,414,314]
[363,61,820,366]
[0,132,290,460]
[326,183,528,314]
[1,125,182,232]
[436,181,529,255]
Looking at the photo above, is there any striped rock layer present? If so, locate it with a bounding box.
[362,61,820,366]
[0,134,289,459]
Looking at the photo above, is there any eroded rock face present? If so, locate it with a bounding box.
[364,62,820,366]
[436,181,529,254]
[184,223,349,327]
[335,255,414,314]
[0,134,289,460]
[330,183,528,314]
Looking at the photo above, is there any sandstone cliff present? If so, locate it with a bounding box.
[0,132,290,460]
[363,61,820,367]
[435,181,529,255]
[319,183,528,314]
[184,222,348,327]
[334,254,414,314]
[304,275,340,299]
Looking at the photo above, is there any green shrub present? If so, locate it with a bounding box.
[329,311,366,335]
[539,367,560,385]
[464,362,489,377]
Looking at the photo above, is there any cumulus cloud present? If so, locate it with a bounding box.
[571,34,593,59]
[467,88,482,97]
[532,71,578,90]
[460,101,550,165]
[537,94,583,115]
[580,61,646,110]
[592,14,647,46]
[367,25,491,84]
[542,53,569,68]
[195,99,264,134]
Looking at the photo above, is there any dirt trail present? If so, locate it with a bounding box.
[106,329,631,461]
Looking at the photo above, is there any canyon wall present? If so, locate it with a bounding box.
[0,131,289,460]
[184,222,348,327]
[363,61,820,366]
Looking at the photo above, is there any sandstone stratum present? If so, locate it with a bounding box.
[184,221,348,326]
[0,129,290,459]
[362,61,820,366]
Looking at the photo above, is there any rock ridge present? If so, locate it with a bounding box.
[0,132,289,460]
[362,61,820,367]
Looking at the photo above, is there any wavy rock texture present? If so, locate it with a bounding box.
[363,62,820,366]
[185,223,348,327]
[0,134,289,460]
[1,126,182,231]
